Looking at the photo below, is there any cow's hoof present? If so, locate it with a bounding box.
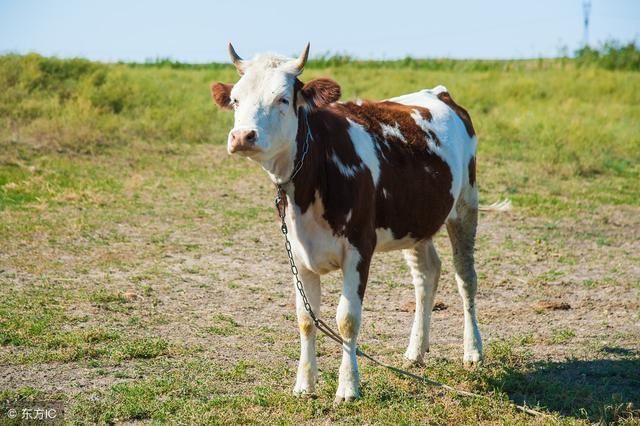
[293,385,316,398]
[334,395,358,405]
[463,352,483,369]
[403,351,425,367]
[334,382,359,405]
[293,390,317,399]
[404,344,430,366]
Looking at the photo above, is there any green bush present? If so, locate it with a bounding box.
[575,40,640,70]
[0,53,232,153]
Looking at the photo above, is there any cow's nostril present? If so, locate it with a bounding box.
[246,130,257,143]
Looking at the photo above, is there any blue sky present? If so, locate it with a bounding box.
[0,0,638,62]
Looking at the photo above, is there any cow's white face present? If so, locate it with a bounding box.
[211,43,341,182]
[227,59,299,161]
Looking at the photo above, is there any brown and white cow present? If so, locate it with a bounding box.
[211,43,482,403]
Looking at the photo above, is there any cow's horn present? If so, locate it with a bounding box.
[293,42,310,73]
[228,42,245,75]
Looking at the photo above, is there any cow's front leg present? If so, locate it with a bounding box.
[293,267,321,396]
[335,249,371,404]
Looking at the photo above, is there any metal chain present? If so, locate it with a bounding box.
[279,111,312,187]
[275,187,344,346]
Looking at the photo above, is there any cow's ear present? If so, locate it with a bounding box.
[211,82,234,110]
[299,78,341,109]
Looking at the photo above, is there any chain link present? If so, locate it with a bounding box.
[275,187,315,317]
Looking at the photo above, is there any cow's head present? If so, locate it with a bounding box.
[211,43,341,181]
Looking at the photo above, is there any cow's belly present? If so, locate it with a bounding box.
[375,228,419,252]
[376,228,418,251]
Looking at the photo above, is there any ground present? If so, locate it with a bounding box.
[0,57,639,424]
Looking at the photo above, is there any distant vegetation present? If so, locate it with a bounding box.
[1,47,638,183]
[574,40,640,71]
[131,40,640,71]
[0,53,232,153]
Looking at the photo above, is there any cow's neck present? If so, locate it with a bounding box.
[259,111,312,187]
[288,109,329,216]
[261,146,296,185]
[259,109,330,219]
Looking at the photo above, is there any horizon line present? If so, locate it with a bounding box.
[0,48,616,65]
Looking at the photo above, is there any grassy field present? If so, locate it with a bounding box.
[0,54,639,424]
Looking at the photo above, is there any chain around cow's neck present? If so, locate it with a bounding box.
[278,109,312,189]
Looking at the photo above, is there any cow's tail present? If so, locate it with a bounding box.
[479,199,512,212]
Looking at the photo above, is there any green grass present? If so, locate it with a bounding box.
[1,54,639,424]
[17,341,629,424]
[0,281,181,365]
[206,314,241,336]
[550,328,577,345]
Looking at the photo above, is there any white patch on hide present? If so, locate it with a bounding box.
[346,120,381,186]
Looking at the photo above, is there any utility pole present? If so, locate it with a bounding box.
[583,0,592,47]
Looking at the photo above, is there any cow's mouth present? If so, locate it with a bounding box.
[228,144,263,157]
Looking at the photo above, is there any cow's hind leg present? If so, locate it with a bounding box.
[446,187,483,366]
[403,240,441,365]
[293,267,321,396]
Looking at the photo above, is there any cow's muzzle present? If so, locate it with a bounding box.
[229,129,259,154]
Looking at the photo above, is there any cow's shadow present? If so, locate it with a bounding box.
[487,348,640,422]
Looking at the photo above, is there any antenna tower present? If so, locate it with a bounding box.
[583,0,592,47]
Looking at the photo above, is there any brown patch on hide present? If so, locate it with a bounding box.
[337,314,358,339]
[468,156,476,187]
[436,91,475,137]
[298,318,315,337]
[333,101,439,149]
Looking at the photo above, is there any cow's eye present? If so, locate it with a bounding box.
[230,98,238,107]
[279,98,289,105]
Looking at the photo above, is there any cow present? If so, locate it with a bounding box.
[211,43,482,403]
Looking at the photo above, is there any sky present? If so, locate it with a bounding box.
[0,0,638,62]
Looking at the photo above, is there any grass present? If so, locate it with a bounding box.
[0,53,639,424]
[550,328,577,345]
[206,314,240,336]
